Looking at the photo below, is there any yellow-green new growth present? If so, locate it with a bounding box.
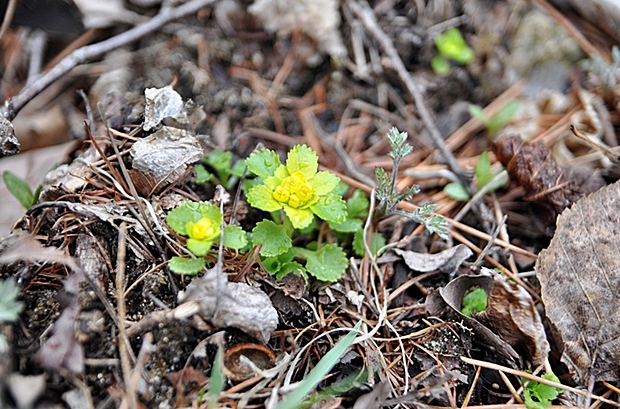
[246,145,347,229]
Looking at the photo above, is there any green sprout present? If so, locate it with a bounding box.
[461,287,488,317]
[468,100,521,136]
[166,201,247,275]
[2,171,38,208]
[0,279,24,353]
[195,150,246,190]
[521,372,563,409]
[374,128,449,239]
[444,151,507,201]
[431,27,475,76]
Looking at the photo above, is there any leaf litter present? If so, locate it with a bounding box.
[1,0,620,408]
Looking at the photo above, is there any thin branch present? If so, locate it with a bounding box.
[2,0,218,120]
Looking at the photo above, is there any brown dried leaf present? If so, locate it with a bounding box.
[536,180,620,384]
[494,134,605,235]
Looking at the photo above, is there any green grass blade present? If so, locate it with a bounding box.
[208,346,226,409]
[275,321,361,409]
[2,171,34,208]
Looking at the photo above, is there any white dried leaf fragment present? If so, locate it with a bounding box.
[143,86,186,131]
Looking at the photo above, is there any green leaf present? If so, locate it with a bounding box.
[194,164,214,184]
[461,287,488,317]
[247,185,282,212]
[346,190,369,219]
[223,225,247,249]
[168,256,206,276]
[208,346,226,409]
[431,55,451,76]
[166,202,223,236]
[187,238,214,256]
[204,150,233,178]
[444,182,471,201]
[310,194,347,224]
[310,171,340,196]
[274,262,305,280]
[275,321,361,409]
[435,28,474,64]
[3,171,34,208]
[329,217,363,233]
[246,149,281,179]
[475,151,493,188]
[488,100,520,134]
[522,372,562,409]
[302,244,348,282]
[352,230,386,257]
[252,220,292,257]
[468,104,488,125]
[283,206,314,230]
[231,159,247,177]
[286,145,318,180]
[0,279,24,323]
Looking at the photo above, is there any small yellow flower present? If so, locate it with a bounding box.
[190,218,218,241]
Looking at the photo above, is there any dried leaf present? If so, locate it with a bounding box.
[494,134,605,235]
[130,126,203,196]
[475,272,549,367]
[536,180,620,384]
[178,267,278,343]
[393,244,472,275]
[143,86,186,131]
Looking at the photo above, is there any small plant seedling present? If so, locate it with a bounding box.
[166,201,247,275]
[521,372,563,409]
[0,279,24,353]
[444,151,507,201]
[374,128,449,239]
[461,286,488,317]
[468,100,521,136]
[3,171,37,208]
[194,150,246,190]
[432,27,475,76]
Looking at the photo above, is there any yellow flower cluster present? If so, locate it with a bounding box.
[188,217,219,241]
[272,171,314,209]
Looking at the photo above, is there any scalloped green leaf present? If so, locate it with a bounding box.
[194,164,214,184]
[310,194,347,224]
[252,220,292,257]
[187,238,214,256]
[329,217,363,233]
[247,185,281,212]
[166,203,199,235]
[346,190,369,219]
[223,225,247,249]
[246,149,281,179]
[304,244,347,282]
[168,256,206,276]
[310,171,340,196]
[286,145,318,180]
[283,206,314,230]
